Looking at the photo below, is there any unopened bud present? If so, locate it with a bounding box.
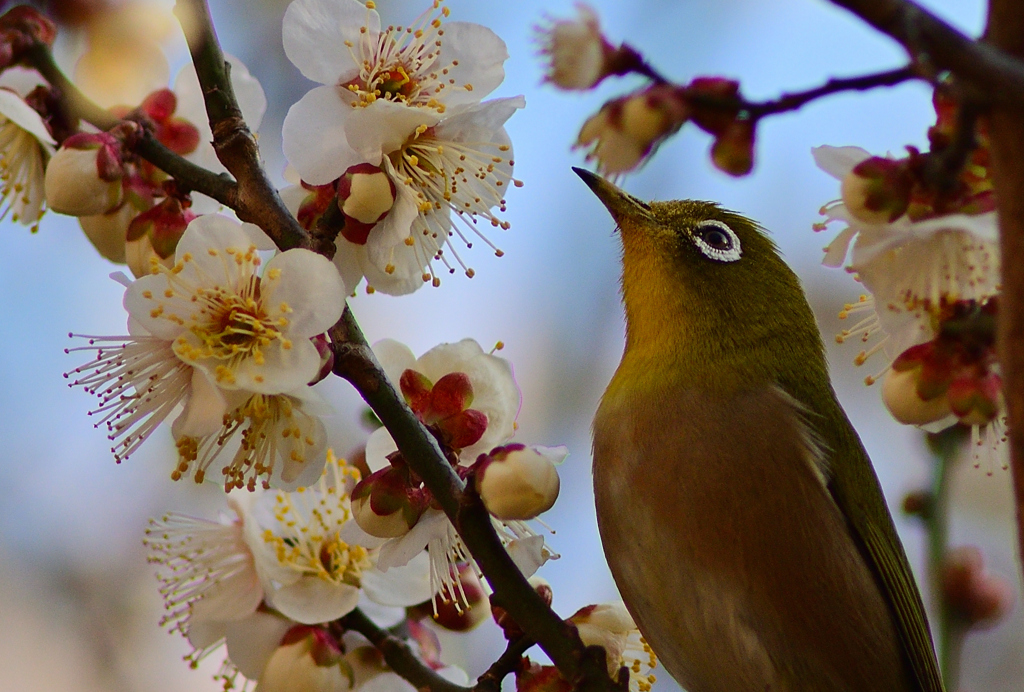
[686,77,741,136]
[711,119,755,177]
[577,85,688,175]
[78,203,136,264]
[258,626,353,692]
[432,564,490,631]
[337,163,396,245]
[941,546,1014,629]
[309,334,335,385]
[882,368,952,426]
[44,134,125,216]
[948,372,1002,427]
[902,490,933,519]
[351,465,426,538]
[125,195,194,278]
[841,157,911,224]
[476,444,564,521]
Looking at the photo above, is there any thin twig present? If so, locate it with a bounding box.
[174,0,309,250]
[474,636,535,692]
[21,42,238,206]
[338,609,471,692]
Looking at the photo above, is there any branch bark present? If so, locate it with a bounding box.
[984,0,1024,578]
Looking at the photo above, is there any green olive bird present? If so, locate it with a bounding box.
[576,168,943,692]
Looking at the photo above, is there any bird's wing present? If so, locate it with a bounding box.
[779,378,945,692]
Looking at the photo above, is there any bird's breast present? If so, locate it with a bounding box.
[592,382,913,692]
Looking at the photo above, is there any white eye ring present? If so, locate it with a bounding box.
[693,220,742,262]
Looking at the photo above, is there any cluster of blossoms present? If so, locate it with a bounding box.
[814,89,1006,467]
[536,3,757,176]
[280,0,523,295]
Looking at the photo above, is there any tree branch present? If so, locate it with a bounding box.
[21,42,238,206]
[828,0,1024,102]
[474,636,535,692]
[338,609,471,692]
[173,0,309,250]
[744,66,919,118]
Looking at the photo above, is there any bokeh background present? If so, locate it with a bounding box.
[0,0,1018,689]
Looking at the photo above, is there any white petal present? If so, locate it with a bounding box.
[123,273,182,339]
[811,145,871,180]
[280,183,309,216]
[360,551,433,606]
[434,22,508,105]
[506,534,549,577]
[371,339,417,384]
[366,180,420,256]
[176,214,255,266]
[344,100,440,163]
[261,249,345,338]
[821,223,859,268]
[283,85,360,185]
[359,672,416,692]
[188,567,264,632]
[275,410,328,491]
[332,239,366,295]
[355,595,406,628]
[377,509,449,571]
[283,0,377,85]
[0,67,46,97]
[270,577,361,624]
[364,427,399,473]
[226,336,321,393]
[0,89,55,145]
[224,611,294,680]
[171,368,228,438]
[433,96,524,143]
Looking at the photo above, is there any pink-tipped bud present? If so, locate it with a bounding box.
[882,368,953,426]
[576,84,689,175]
[841,157,912,224]
[125,195,195,278]
[948,372,1002,427]
[350,466,426,538]
[337,163,396,245]
[258,626,353,692]
[44,134,126,216]
[941,546,1014,629]
[476,444,564,521]
[431,564,490,632]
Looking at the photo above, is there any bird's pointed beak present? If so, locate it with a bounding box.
[573,167,650,223]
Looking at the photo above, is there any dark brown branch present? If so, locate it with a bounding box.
[828,0,1024,102]
[21,42,237,206]
[474,636,535,692]
[744,66,919,118]
[921,100,982,193]
[174,0,309,250]
[338,609,470,692]
[329,307,604,689]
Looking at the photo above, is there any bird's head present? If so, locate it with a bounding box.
[575,168,821,382]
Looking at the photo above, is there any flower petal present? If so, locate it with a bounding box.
[344,99,440,164]
[361,551,433,606]
[435,21,508,105]
[364,427,399,473]
[506,534,549,577]
[225,336,321,393]
[283,0,377,85]
[270,577,361,624]
[811,145,870,180]
[0,88,55,145]
[261,249,345,338]
[283,85,360,184]
[171,367,228,438]
[224,611,293,679]
[376,509,449,571]
[372,339,417,384]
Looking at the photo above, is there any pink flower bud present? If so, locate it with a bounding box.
[882,368,953,426]
[337,163,396,245]
[350,465,427,538]
[475,444,563,520]
[686,77,741,136]
[576,85,689,174]
[44,138,125,216]
[941,546,1014,629]
[840,156,912,223]
[258,626,353,692]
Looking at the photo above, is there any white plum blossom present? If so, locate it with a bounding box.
[813,144,1001,373]
[280,0,523,293]
[537,3,611,90]
[365,338,521,469]
[0,67,54,229]
[126,213,344,393]
[147,452,435,685]
[570,603,658,692]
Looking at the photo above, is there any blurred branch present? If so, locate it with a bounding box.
[173,0,309,250]
[21,42,237,205]
[828,0,1024,101]
[984,0,1024,604]
[743,67,918,118]
[338,609,471,692]
[475,636,535,692]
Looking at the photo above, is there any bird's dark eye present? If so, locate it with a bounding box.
[692,220,742,262]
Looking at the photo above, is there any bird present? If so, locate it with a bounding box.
[576,167,944,692]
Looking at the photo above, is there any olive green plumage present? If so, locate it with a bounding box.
[577,168,943,692]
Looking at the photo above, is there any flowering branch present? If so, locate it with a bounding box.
[173,0,309,251]
[337,609,471,692]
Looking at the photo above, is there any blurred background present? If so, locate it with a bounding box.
[0,0,1017,689]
